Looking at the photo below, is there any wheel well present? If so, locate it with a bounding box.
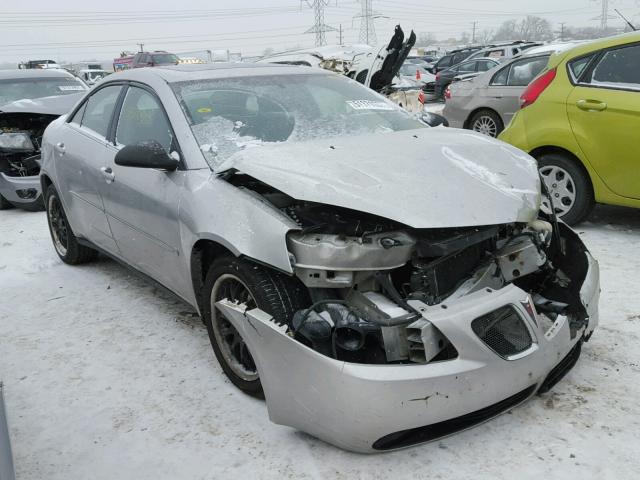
[190,240,234,312]
[464,107,501,129]
[529,146,595,196]
[40,174,52,194]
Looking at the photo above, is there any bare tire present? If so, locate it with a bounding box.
[9,195,45,212]
[537,153,594,225]
[45,185,98,264]
[469,109,504,138]
[0,194,14,210]
[203,256,310,397]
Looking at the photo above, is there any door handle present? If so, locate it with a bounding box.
[100,166,115,184]
[55,142,65,155]
[576,99,607,112]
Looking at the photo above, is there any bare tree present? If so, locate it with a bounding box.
[416,32,437,47]
[493,16,553,42]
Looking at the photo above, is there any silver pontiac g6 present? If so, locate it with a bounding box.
[40,64,599,453]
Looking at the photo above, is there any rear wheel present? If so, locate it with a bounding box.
[469,109,504,138]
[537,153,594,225]
[45,185,98,264]
[203,256,309,397]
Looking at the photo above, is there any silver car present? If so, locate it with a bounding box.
[40,64,599,453]
[443,44,580,137]
[0,70,88,211]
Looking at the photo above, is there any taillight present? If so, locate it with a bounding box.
[444,85,452,100]
[435,72,441,81]
[520,68,556,109]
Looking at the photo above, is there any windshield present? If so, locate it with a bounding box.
[0,77,87,105]
[172,73,423,168]
[152,54,179,65]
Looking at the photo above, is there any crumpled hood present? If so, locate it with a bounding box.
[217,129,541,228]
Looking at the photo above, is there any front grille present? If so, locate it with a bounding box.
[372,384,536,450]
[472,306,533,358]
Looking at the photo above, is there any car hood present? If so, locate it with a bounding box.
[0,93,83,116]
[217,129,541,228]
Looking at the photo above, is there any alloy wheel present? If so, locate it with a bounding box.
[210,274,259,382]
[472,115,498,137]
[47,195,69,256]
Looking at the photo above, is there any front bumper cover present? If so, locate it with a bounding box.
[216,251,599,453]
[0,172,41,205]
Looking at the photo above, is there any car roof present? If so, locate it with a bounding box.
[109,62,332,83]
[0,69,76,80]
[558,31,640,59]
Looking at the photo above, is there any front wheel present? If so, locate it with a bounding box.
[45,185,98,264]
[202,256,310,397]
[537,153,594,225]
[0,194,13,210]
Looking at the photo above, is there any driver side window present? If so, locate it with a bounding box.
[116,87,173,152]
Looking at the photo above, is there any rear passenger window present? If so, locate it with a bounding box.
[80,85,121,138]
[568,54,596,82]
[490,66,510,86]
[590,44,640,90]
[507,56,549,86]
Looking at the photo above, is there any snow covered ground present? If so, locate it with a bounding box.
[1,206,639,479]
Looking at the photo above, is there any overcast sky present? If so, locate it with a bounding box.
[1,0,638,64]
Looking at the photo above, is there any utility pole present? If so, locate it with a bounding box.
[558,22,566,40]
[338,23,343,44]
[137,43,145,53]
[303,0,336,47]
[471,21,477,43]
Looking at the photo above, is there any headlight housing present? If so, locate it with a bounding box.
[0,132,34,151]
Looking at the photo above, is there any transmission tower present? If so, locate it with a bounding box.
[304,0,336,46]
[592,0,615,30]
[601,0,610,29]
[359,0,376,45]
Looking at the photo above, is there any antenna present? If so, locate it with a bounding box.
[303,0,336,46]
[614,8,637,31]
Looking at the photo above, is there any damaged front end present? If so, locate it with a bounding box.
[0,112,53,210]
[215,173,599,452]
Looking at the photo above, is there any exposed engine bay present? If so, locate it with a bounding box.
[0,112,53,178]
[227,172,592,366]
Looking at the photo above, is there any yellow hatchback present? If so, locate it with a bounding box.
[499,32,640,224]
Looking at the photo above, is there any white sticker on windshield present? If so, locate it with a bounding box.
[346,100,393,111]
[58,85,85,91]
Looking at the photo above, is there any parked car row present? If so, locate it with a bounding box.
[442,32,640,224]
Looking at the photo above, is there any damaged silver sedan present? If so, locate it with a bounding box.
[40,64,599,453]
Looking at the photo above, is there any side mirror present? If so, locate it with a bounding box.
[115,141,179,170]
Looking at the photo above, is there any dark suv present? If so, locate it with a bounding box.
[132,51,179,68]
[432,47,483,73]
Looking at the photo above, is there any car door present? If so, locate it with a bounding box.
[55,84,123,253]
[98,84,188,294]
[566,43,640,199]
[485,56,550,125]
